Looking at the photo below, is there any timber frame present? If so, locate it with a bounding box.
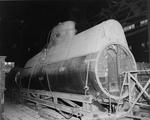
[19,88,94,118]
[11,69,150,120]
[116,70,150,120]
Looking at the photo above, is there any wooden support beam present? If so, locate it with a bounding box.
[21,89,93,103]
[129,73,150,99]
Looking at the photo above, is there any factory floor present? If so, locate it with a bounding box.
[2,102,46,120]
[2,91,78,120]
[2,93,46,120]
[2,95,79,120]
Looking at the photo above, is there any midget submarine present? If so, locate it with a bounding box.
[17,19,136,100]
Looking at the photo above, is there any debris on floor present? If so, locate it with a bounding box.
[2,102,46,120]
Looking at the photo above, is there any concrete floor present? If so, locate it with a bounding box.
[2,102,46,120]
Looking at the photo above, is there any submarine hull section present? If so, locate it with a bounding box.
[21,54,98,95]
[20,43,136,100]
[18,20,137,100]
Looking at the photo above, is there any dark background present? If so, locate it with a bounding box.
[0,1,148,67]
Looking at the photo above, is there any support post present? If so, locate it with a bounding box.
[0,56,14,119]
[0,56,6,120]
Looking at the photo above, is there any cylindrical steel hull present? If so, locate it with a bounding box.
[18,19,137,100]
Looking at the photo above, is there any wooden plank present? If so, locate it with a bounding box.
[21,89,93,103]
[22,97,86,116]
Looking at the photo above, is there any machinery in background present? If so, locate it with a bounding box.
[8,20,150,120]
[0,56,14,119]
